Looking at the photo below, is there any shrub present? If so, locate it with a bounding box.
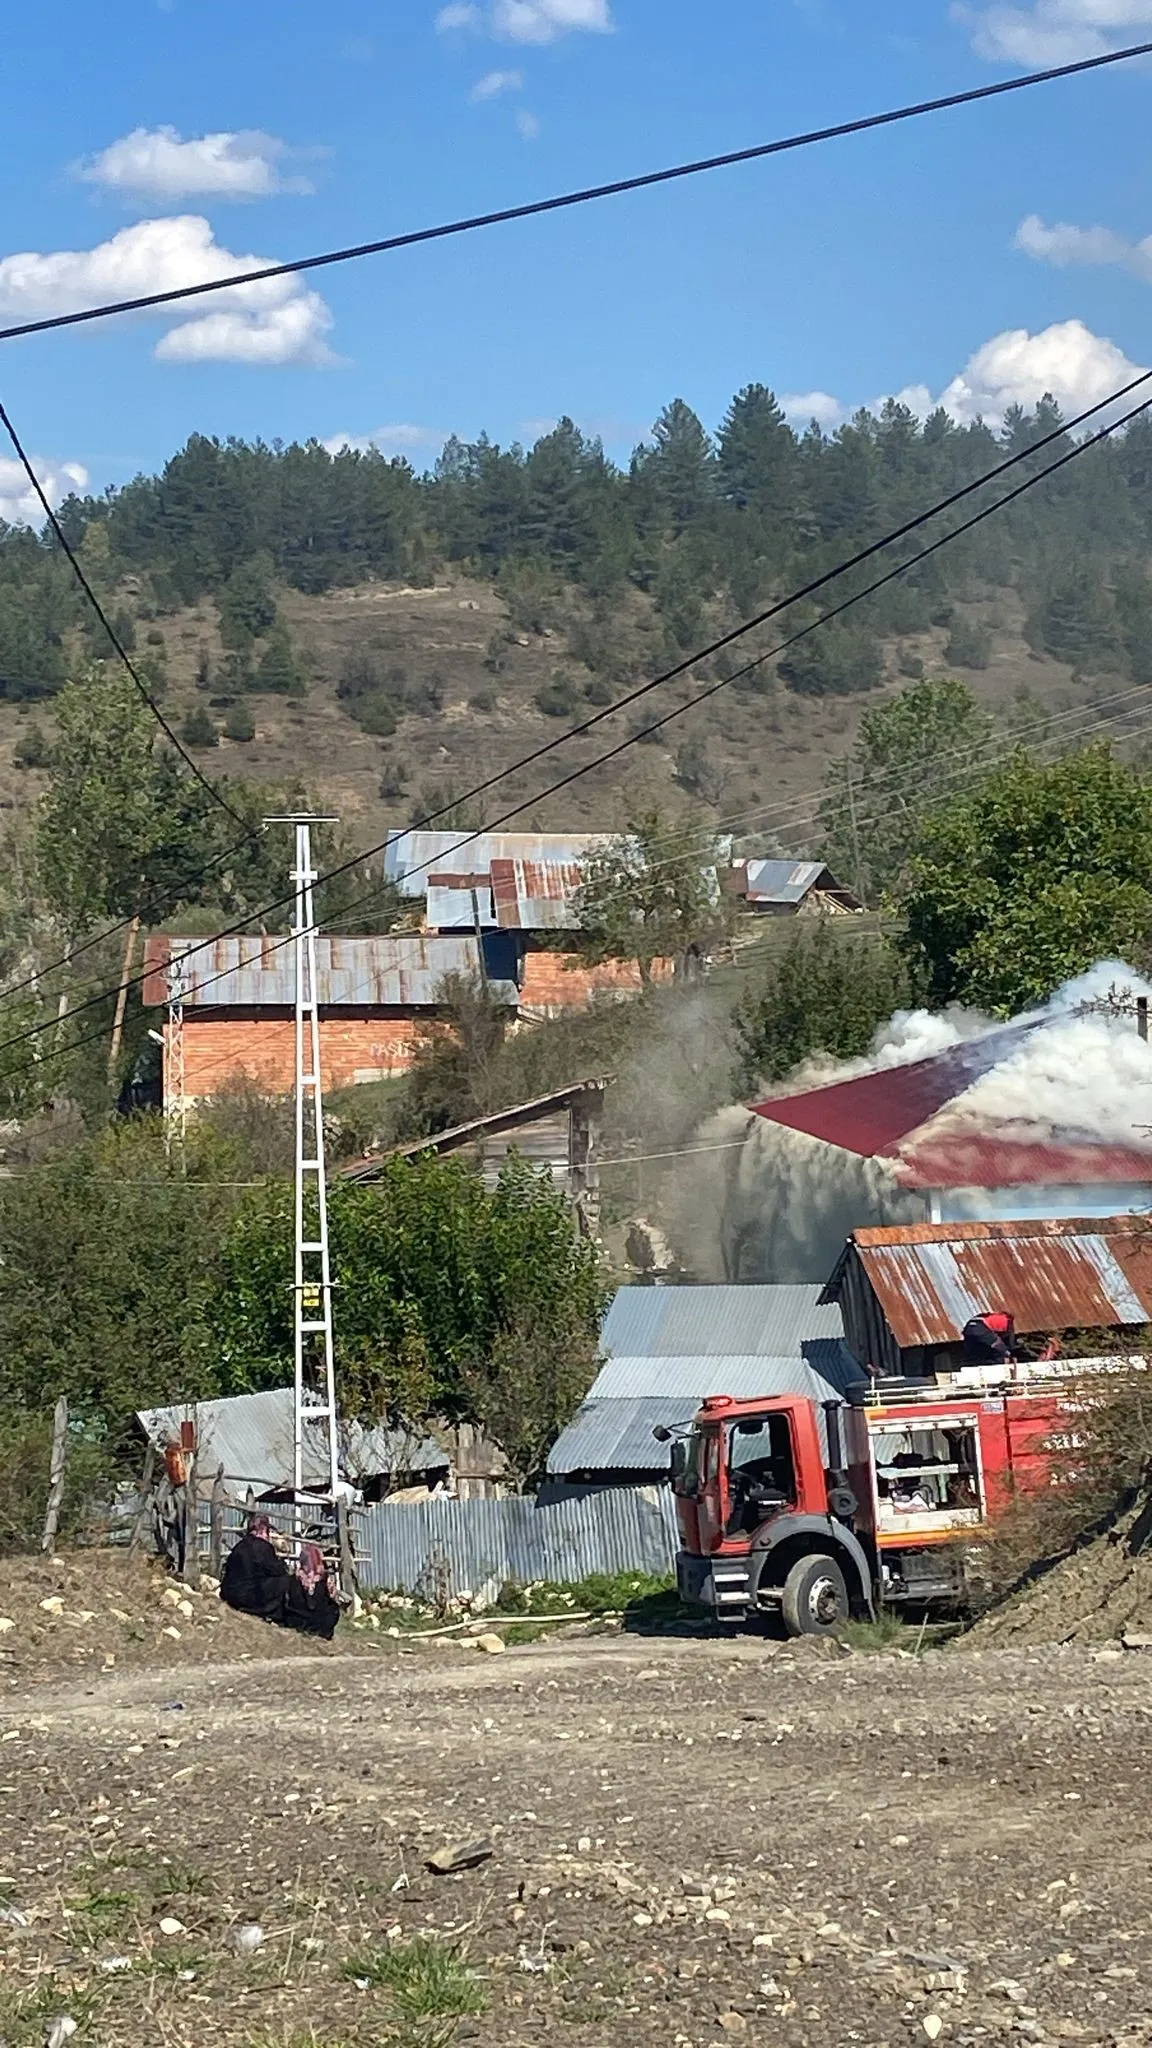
[944,618,993,671]
[535,676,580,719]
[13,722,52,770]
[180,706,219,749]
[223,701,255,742]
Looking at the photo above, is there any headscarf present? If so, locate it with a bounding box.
[248,1514,272,1542]
[297,1541,326,1594]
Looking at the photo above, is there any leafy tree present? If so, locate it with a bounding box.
[224,700,255,742]
[208,1153,608,1450]
[733,921,916,1091]
[944,617,993,670]
[778,619,883,697]
[0,1118,245,1454]
[573,809,729,982]
[820,677,995,902]
[37,665,218,938]
[400,974,512,1136]
[901,743,1152,1011]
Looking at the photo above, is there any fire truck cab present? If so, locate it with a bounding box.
[667,1376,1066,1635]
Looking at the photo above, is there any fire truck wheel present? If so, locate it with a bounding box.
[780,1554,848,1637]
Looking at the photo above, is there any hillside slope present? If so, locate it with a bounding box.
[0,572,1120,853]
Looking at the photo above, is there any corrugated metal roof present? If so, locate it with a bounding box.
[893,1132,1152,1189]
[490,857,583,931]
[136,1387,446,1493]
[425,881,497,930]
[547,1397,700,1475]
[824,1218,1152,1346]
[752,1021,1042,1156]
[384,830,613,898]
[549,1345,863,1474]
[142,933,518,1011]
[587,1339,863,1403]
[741,859,826,904]
[601,1284,843,1360]
[343,1078,610,1181]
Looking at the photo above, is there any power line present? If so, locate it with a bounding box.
[0,42,1147,349]
[0,371,1148,1090]
[0,399,249,827]
[0,827,266,1014]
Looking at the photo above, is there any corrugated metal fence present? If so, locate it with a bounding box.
[360,1487,679,1599]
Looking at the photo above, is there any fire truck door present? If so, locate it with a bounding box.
[696,1429,726,1554]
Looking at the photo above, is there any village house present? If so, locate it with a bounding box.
[141,931,519,1112]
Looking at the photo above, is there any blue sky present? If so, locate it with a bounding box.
[2,0,1151,519]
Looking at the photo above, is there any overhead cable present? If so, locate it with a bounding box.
[0,40,1147,347]
[0,398,250,826]
[1,372,1148,1083]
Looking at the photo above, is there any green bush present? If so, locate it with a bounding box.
[180,705,219,749]
[13,721,52,770]
[535,676,580,719]
[223,701,255,742]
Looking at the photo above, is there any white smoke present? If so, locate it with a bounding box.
[675,961,1152,1284]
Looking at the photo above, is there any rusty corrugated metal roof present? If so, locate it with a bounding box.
[142,933,517,1010]
[384,829,613,898]
[826,1216,1152,1345]
[490,857,584,931]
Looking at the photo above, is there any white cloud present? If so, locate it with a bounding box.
[516,108,542,137]
[0,215,335,367]
[76,126,316,201]
[157,292,333,366]
[780,389,846,429]
[437,0,612,39]
[0,454,88,528]
[958,0,1152,66]
[471,67,524,96]
[492,0,613,39]
[1016,210,1152,280]
[782,319,1147,436]
[322,425,447,459]
[936,318,1146,423]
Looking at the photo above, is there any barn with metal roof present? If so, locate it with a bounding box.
[545,1285,860,1491]
[821,1216,1152,1379]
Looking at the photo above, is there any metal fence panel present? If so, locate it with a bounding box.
[359,1487,679,1598]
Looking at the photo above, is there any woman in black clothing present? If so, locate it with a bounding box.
[283,1541,341,1641]
[219,1513,290,1622]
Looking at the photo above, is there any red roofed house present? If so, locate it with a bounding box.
[752,1016,1152,1227]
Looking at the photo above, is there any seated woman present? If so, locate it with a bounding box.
[219,1514,290,1622]
[283,1541,341,1642]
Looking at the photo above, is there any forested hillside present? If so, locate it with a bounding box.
[3,387,1152,846]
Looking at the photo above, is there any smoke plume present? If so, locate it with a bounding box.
[673,960,1152,1284]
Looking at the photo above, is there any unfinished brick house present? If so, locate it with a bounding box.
[141,932,518,1113]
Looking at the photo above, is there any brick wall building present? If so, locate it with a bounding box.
[142,932,518,1110]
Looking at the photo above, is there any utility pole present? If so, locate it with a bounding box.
[165,956,187,1169]
[268,815,341,1513]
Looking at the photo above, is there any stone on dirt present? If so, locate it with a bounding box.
[426,1834,496,1875]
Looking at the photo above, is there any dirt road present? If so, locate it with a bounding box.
[2,1627,1151,2047]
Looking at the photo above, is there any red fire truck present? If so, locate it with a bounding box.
[664,1374,1070,1635]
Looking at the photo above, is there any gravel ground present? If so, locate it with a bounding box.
[2,1620,1152,2048]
